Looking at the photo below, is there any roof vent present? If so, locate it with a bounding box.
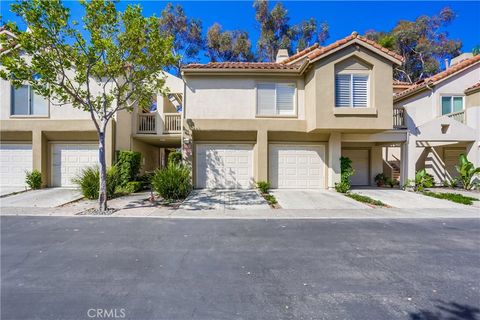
[276,49,289,63]
[450,53,473,66]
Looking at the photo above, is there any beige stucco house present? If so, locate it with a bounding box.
[0,27,183,188]
[392,54,480,185]
[180,32,408,189]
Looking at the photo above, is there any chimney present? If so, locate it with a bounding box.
[276,49,289,63]
[444,59,449,69]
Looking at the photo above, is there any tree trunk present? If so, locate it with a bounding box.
[98,130,108,212]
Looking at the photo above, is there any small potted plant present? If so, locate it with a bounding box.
[374,173,387,187]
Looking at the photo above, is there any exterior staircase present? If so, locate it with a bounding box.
[388,160,401,181]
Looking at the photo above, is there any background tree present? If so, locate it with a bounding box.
[205,23,254,62]
[0,0,177,211]
[253,0,329,61]
[158,3,203,73]
[365,7,461,83]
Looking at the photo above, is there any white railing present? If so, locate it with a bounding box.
[164,113,181,133]
[137,113,156,134]
[393,107,407,129]
[447,110,465,123]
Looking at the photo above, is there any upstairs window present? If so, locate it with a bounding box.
[257,83,295,116]
[335,74,369,108]
[441,96,463,115]
[11,85,48,116]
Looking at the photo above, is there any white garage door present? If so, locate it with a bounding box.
[0,143,33,187]
[444,149,464,180]
[342,149,369,186]
[195,144,254,189]
[51,143,98,187]
[269,145,325,189]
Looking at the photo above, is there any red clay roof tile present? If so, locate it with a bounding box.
[465,82,480,94]
[182,62,299,71]
[395,55,480,101]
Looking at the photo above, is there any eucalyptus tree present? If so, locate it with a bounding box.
[0,0,177,211]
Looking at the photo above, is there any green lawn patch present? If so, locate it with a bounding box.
[346,193,387,207]
[422,191,479,205]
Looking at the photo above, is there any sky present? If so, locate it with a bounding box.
[1,1,479,64]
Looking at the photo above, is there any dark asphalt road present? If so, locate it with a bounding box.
[1,216,479,320]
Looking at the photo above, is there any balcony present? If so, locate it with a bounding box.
[137,113,181,135]
[163,113,182,133]
[393,107,407,129]
[447,110,465,124]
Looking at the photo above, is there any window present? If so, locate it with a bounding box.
[441,96,463,115]
[257,83,295,116]
[335,74,369,108]
[11,85,48,116]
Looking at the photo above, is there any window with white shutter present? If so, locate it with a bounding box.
[257,82,295,116]
[335,74,369,108]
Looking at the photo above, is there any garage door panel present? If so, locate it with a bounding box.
[444,149,464,180]
[51,143,98,187]
[196,144,254,189]
[269,145,325,189]
[0,144,33,187]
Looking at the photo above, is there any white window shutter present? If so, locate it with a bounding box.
[276,83,295,115]
[352,75,368,107]
[335,75,351,107]
[257,83,276,115]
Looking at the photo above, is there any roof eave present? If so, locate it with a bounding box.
[309,38,403,66]
[181,67,303,76]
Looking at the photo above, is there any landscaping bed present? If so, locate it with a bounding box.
[422,191,479,205]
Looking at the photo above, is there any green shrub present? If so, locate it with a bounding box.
[422,191,478,205]
[264,194,277,205]
[151,164,191,200]
[455,154,480,190]
[116,151,142,186]
[167,149,182,166]
[73,166,121,200]
[25,169,42,189]
[386,178,399,188]
[374,173,388,186]
[346,193,387,207]
[121,181,143,193]
[444,177,458,188]
[335,156,354,193]
[257,181,270,194]
[415,169,434,191]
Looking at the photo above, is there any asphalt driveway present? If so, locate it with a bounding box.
[352,188,471,209]
[1,216,479,320]
[271,189,369,209]
[0,188,83,208]
[181,189,269,210]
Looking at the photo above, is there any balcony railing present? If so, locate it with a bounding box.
[447,110,465,124]
[137,113,156,134]
[393,107,407,129]
[164,113,181,133]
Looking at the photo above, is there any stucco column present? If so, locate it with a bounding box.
[328,132,341,189]
[255,130,268,182]
[403,133,416,187]
[32,130,47,187]
[370,146,383,186]
[467,141,479,167]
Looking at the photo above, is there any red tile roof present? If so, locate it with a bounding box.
[305,32,404,63]
[465,82,480,94]
[394,55,480,101]
[182,62,300,71]
[281,43,319,64]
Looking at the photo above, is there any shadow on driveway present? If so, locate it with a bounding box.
[180,189,269,210]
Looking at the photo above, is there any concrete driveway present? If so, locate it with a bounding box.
[0,186,27,197]
[270,189,369,209]
[352,188,468,209]
[0,188,83,208]
[180,189,269,210]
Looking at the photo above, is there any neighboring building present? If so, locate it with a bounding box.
[0,27,182,188]
[392,54,480,185]
[181,32,407,189]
